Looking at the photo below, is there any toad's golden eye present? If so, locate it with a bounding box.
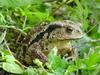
[66,27,73,33]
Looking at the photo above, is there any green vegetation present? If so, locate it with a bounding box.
[0,0,100,75]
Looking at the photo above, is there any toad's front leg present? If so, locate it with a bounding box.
[62,47,78,61]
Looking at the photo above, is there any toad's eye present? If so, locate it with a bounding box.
[66,27,73,33]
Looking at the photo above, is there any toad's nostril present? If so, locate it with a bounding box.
[77,30,80,33]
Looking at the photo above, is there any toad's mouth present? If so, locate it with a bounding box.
[48,35,83,41]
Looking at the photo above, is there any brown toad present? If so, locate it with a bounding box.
[18,20,83,65]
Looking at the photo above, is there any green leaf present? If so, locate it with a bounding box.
[33,59,43,67]
[38,68,48,75]
[83,20,89,30]
[0,50,11,58]
[23,66,37,75]
[97,23,100,33]
[0,0,34,7]
[32,0,43,5]
[83,48,100,70]
[4,55,15,62]
[3,62,23,74]
[33,11,50,22]
[65,65,76,74]
[48,47,67,70]
[0,12,6,24]
[48,47,58,57]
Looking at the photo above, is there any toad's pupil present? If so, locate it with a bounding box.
[66,27,73,33]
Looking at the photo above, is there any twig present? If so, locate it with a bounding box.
[16,16,27,43]
[74,39,100,49]
[88,39,100,43]
[0,25,27,35]
[52,0,74,14]
[82,39,100,44]
[4,39,12,55]
[52,1,67,15]
[23,16,27,29]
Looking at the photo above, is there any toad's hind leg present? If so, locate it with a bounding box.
[24,43,48,65]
